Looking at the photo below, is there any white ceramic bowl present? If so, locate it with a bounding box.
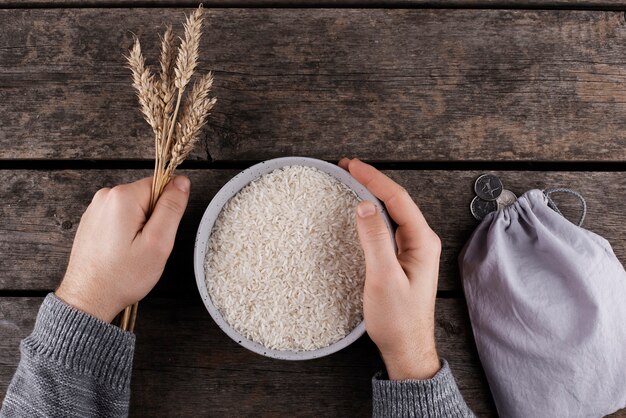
[194,156,395,360]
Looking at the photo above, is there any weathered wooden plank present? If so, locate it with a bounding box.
[1,0,626,8]
[3,296,626,415]
[2,169,625,293]
[2,9,626,161]
[0,296,496,416]
[0,169,236,292]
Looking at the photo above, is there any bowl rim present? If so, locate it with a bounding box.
[193,156,396,360]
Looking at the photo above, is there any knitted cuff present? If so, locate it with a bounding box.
[21,293,136,391]
[372,359,474,418]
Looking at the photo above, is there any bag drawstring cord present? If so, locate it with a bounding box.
[542,188,587,227]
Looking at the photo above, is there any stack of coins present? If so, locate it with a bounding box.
[470,174,518,221]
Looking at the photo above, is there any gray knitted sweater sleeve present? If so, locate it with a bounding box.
[2,294,473,418]
[372,360,475,417]
[0,293,135,418]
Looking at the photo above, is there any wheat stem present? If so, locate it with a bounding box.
[123,4,214,334]
[151,141,160,212]
[164,90,183,164]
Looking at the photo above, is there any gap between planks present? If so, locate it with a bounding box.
[2,160,626,172]
[0,290,466,298]
[2,1,626,10]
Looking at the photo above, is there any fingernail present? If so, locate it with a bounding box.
[357,201,377,218]
[173,176,190,193]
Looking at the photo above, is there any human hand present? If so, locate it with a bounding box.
[339,158,441,380]
[56,176,190,323]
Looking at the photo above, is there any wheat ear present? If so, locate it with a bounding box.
[154,5,205,209]
[159,25,177,120]
[123,5,215,333]
[162,72,216,187]
[127,37,165,214]
[151,25,178,211]
[175,5,204,90]
[127,38,161,139]
[162,5,204,159]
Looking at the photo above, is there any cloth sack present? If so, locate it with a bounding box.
[460,189,626,417]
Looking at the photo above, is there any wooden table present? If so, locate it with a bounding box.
[1,1,626,416]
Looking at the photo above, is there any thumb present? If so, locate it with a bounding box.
[142,176,190,252]
[355,200,397,274]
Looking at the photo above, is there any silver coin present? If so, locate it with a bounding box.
[474,174,503,201]
[496,189,517,209]
[470,196,498,221]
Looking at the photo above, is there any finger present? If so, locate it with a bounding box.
[114,177,154,215]
[338,157,351,170]
[347,159,432,253]
[141,176,190,253]
[348,159,426,228]
[355,200,399,276]
[92,187,111,202]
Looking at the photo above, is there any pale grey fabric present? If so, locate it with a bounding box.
[1,293,135,418]
[372,359,475,417]
[460,189,626,418]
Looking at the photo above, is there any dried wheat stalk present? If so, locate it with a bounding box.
[122,5,216,332]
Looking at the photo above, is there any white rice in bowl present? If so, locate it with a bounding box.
[204,165,366,351]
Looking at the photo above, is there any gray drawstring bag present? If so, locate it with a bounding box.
[460,188,626,417]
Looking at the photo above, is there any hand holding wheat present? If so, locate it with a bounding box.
[121,5,216,331]
[56,176,190,327]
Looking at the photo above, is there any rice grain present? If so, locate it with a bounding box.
[205,165,366,352]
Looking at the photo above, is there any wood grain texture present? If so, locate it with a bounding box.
[0,296,496,416]
[2,9,626,161]
[2,169,624,293]
[2,0,626,8]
